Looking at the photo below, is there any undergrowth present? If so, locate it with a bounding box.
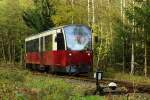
[0,65,103,100]
[0,64,149,100]
[104,67,150,85]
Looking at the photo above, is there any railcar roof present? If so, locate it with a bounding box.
[25,24,89,41]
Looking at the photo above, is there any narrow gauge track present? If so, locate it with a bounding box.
[103,78,150,94]
[32,71,150,94]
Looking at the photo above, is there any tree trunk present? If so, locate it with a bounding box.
[92,0,95,24]
[130,0,135,75]
[121,0,126,72]
[144,26,147,77]
[143,0,149,77]
[12,40,16,65]
[98,0,103,68]
[71,0,74,24]
[88,0,90,25]
[131,40,134,74]
[1,39,6,62]
[8,41,12,63]
[20,46,23,65]
[108,0,113,65]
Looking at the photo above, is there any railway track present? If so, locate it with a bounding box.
[103,78,150,94]
[32,71,150,94]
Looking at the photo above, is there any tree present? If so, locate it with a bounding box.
[0,0,33,63]
[23,0,54,32]
[125,0,150,76]
[51,0,73,26]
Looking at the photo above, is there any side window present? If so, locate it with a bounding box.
[26,40,33,52]
[34,39,39,52]
[45,35,52,51]
[56,33,65,50]
[26,39,39,52]
[40,38,43,52]
[26,41,31,52]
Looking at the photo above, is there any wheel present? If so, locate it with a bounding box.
[69,66,72,75]
[48,66,55,74]
[37,65,46,72]
[31,64,37,71]
[26,64,33,71]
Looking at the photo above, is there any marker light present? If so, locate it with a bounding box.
[56,29,62,33]
[69,53,72,56]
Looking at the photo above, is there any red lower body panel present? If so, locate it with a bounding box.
[25,50,92,72]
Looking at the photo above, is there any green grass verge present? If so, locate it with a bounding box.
[114,73,150,85]
[104,67,150,85]
[1,65,149,100]
[0,65,105,100]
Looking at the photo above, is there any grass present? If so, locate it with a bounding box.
[0,65,105,100]
[104,67,150,85]
[113,73,150,85]
[24,75,74,100]
[0,64,150,100]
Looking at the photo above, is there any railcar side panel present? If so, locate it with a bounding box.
[25,52,40,64]
[25,50,92,68]
[42,51,67,66]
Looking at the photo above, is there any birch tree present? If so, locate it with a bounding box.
[130,0,135,75]
[121,0,126,72]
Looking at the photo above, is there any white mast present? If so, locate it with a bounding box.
[92,0,95,24]
[88,0,90,25]
[71,0,74,24]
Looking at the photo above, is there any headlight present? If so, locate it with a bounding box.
[69,53,72,56]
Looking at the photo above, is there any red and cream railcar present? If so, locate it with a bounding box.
[25,24,93,74]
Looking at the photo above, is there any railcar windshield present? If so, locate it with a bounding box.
[64,25,92,51]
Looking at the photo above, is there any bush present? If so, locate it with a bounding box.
[0,68,28,82]
[0,66,105,99]
[24,75,74,100]
[103,67,117,78]
[0,81,17,99]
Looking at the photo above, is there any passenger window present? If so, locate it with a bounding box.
[56,33,65,50]
[26,41,30,52]
[26,39,39,52]
[34,39,39,52]
[45,35,52,51]
[40,38,43,52]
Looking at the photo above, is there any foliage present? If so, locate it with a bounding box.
[126,1,150,33]
[23,0,54,32]
[0,0,150,77]
[114,72,150,85]
[24,75,73,99]
[0,69,26,82]
[0,0,33,63]
[0,65,104,99]
[0,81,17,99]
[112,0,150,75]
[0,67,27,99]
[51,0,73,26]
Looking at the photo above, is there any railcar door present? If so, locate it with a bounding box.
[39,37,44,67]
[53,31,66,68]
[53,34,57,50]
[56,33,65,50]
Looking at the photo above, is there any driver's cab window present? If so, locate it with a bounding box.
[55,33,65,50]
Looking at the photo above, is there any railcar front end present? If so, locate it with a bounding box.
[62,25,92,73]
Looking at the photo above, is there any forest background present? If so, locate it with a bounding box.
[0,0,150,77]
